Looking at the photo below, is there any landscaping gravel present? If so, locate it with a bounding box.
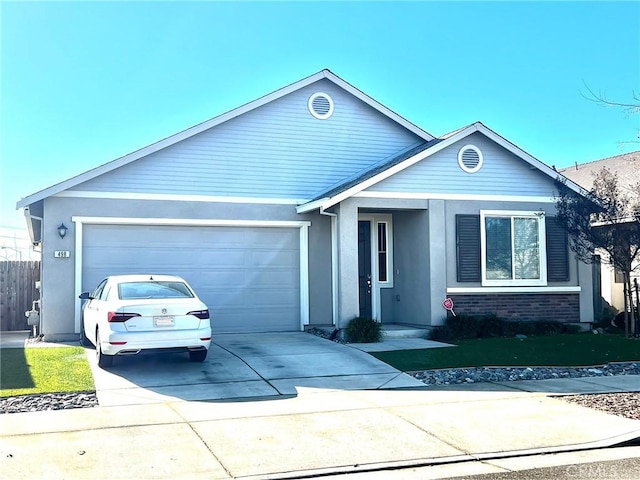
[563,393,640,421]
[0,392,98,415]
[409,362,640,385]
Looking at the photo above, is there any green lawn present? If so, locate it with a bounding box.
[371,334,640,372]
[0,347,95,397]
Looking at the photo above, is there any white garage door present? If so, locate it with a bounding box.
[82,224,301,333]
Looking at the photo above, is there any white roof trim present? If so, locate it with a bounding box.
[303,122,588,212]
[17,69,433,210]
[296,197,330,214]
[55,190,305,205]
[355,191,558,203]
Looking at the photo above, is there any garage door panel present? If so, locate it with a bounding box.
[251,270,296,287]
[211,310,298,333]
[198,270,247,287]
[251,250,297,267]
[252,290,298,306]
[83,224,301,333]
[197,250,247,267]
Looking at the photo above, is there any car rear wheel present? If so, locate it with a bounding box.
[96,330,114,368]
[189,349,207,362]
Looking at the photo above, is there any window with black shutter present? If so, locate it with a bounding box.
[456,214,481,282]
[545,216,569,281]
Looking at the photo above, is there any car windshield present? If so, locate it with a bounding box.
[118,281,195,300]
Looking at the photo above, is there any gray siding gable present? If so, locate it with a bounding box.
[70,79,424,200]
[366,132,560,198]
[312,139,443,201]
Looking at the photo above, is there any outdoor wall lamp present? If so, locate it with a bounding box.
[57,223,68,239]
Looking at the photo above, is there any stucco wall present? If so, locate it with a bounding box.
[40,196,333,339]
[389,210,430,325]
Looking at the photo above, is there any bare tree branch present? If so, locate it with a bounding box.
[581,82,640,112]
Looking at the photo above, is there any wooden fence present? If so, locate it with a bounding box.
[0,261,40,331]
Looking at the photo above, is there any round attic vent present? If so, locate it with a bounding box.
[458,145,483,173]
[308,92,334,120]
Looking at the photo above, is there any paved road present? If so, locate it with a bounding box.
[325,446,640,479]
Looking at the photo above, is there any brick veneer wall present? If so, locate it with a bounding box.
[449,293,581,323]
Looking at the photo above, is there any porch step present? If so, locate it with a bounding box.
[381,324,431,339]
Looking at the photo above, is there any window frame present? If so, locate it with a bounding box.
[480,210,548,287]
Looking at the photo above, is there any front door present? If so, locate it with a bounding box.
[358,220,372,318]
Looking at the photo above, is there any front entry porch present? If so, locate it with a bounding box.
[333,197,448,330]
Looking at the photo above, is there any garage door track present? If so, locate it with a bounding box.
[89,332,424,406]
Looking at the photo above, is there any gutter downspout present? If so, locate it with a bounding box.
[23,207,43,335]
[320,205,340,333]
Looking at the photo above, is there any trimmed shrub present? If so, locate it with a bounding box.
[595,305,618,328]
[429,323,455,342]
[533,320,564,335]
[478,313,504,338]
[442,314,483,340]
[429,313,581,341]
[345,317,383,343]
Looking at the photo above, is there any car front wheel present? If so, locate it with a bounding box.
[80,319,93,348]
[189,349,207,362]
[96,330,114,368]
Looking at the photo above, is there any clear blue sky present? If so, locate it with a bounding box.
[1,1,639,230]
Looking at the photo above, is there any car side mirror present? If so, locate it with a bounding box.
[78,292,93,300]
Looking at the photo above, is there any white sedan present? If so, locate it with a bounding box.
[79,274,212,368]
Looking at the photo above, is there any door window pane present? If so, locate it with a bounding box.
[377,222,388,282]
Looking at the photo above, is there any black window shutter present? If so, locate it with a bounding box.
[456,214,481,282]
[546,216,569,281]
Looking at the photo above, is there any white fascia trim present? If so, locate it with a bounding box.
[71,216,311,333]
[355,191,557,203]
[447,286,582,294]
[297,197,330,213]
[57,191,304,205]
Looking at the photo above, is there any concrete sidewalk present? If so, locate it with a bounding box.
[1,376,639,480]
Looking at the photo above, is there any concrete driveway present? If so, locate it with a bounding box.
[88,332,425,406]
